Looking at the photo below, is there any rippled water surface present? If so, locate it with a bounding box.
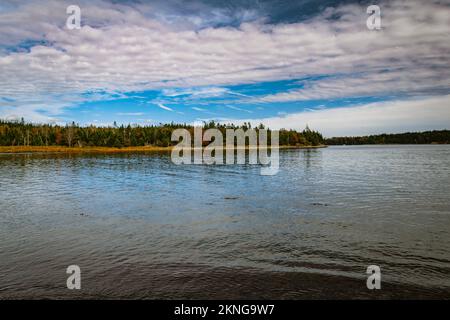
[1,145,450,299]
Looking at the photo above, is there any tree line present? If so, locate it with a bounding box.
[0,119,324,147]
[325,130,450,145]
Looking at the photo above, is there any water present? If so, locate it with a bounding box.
[1,145,449,299]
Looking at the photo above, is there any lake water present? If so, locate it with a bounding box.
[1,145,449,299]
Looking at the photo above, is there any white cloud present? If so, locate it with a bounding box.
[156,103,173,111]
[228,95,450,136]
[162,87,229,98]
[225,105,253,113]
[191,107,206,111]
[257,70,450,103]
[0,0,448,124]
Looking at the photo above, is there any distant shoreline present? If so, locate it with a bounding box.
[325,130,450,145]
[0,145,327,154]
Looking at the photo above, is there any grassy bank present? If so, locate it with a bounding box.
[0,146,171,153]
[0,145,327,154]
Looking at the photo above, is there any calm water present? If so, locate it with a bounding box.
[1,145,449,299]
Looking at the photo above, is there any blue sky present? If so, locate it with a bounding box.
[64,81,388,126]
[0,0,449,136]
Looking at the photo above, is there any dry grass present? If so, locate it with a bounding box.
[0,145,327,154]
[0,146,172,153]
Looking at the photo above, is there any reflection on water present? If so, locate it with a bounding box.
[1,145,450,299]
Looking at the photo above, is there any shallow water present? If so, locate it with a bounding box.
[1,145,449,299]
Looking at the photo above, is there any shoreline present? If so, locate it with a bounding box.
[0,145,327,154]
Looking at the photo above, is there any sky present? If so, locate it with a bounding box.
[0,0,449,137]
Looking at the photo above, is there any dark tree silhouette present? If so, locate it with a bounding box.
[325,131,450,145]
[0,119,325,147]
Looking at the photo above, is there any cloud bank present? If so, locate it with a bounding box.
[232,95,450,137]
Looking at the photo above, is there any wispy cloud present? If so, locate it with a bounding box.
[162,87,229,98]
[192,107,207,112]
[226,105,253,113]
[156,103,174,112]
[255,71,450,103]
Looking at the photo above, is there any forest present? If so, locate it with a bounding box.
[0,119,324,148]
[326,130,450,145]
